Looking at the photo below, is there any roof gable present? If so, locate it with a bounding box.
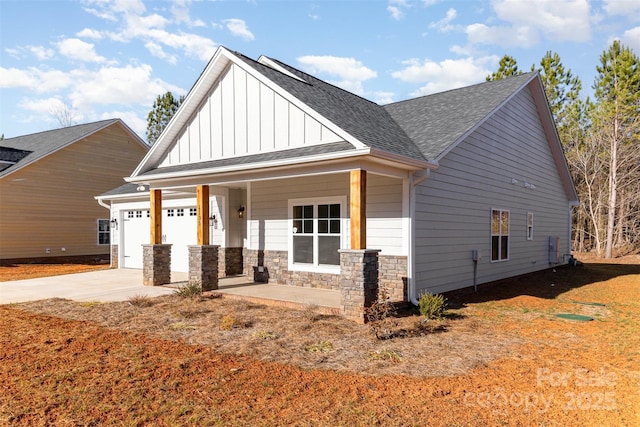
[132,47,428,178]
[157,61,346,169]
[0,119,146,178]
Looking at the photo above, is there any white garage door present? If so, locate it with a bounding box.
[122,209,150,270]
[122,207,197,272]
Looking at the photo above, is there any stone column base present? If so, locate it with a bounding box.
[142,244,171,286]
[189,245,219,291]
[339,249,381,323]
[110,244,119,268]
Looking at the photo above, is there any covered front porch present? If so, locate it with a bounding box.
[139,166,409,323]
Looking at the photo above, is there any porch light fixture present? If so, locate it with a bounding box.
[209,214,218,229]
[110,218,118,230]
[136,184,146,192]
[238,205,246,218]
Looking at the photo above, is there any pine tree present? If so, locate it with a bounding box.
[486,55,522,81]
[146,92,185,145]
[592,41,640,257]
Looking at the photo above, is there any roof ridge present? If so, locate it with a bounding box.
[1,118,118,142]
[385,71,537,107]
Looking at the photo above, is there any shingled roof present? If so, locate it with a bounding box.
[131,47,542,180]
[0,119,124,178]
[384,72,537,161]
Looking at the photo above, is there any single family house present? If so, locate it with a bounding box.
[0,119,148,263]
[97,47,578,322]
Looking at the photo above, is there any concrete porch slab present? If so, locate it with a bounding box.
[213,276,342,315]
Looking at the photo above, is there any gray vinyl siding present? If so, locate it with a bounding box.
[414,87,570,294]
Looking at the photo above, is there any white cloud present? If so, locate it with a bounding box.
[56,38,107,63]
[373,91,396,104]
[602,0,640,19]
[224,19,255,41]
[621,26,640,54]
[77,28,103,40]
[172,0,206,27]
[145,41,177,64]
[99,109,148,138]
[297,55,377,95]
[83,0,216,62]
[466,22,540,48]
[391,56,499,96]
[465,0,591,48]
[29,46,55,60]
[429,8,457,32]
[66,64,182,111]
[388,0,409,20]
[0,67,73,92]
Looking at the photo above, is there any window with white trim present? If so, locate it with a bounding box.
[491,209,509,261]
[527,212,534,240]
[289,198,344,271]
[97,219,110,245]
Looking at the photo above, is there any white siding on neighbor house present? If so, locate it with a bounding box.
[414,86,571,294]
[159,63,342,167]
[248,173,406,256]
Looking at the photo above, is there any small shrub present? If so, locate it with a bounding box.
[364,289,398,340]
[174,282,202,298]
[128,294,153,307]
[305,340,333,353]
[169,322,197,331]
[253,330,277,340]
[220,314,237,330]
[418,291,447,320]
[368,348,402,363]
[301,304,321,322]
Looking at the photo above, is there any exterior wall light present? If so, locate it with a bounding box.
[110,218,118,230]
[209,214,218,229]
[238,205,246,218]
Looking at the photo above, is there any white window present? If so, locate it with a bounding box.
[167,209,174,217]
[127,211,134,219]
[491,209,509,261]
[97,219,110,245]
[177,208,185,217]
[189,208,197,216]
[527,212,534,240]
[288,197,345,273]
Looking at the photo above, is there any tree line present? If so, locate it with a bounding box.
[487,41,639,258]
[146,41,639,258]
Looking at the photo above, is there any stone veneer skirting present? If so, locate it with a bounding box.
[242,249,407,301]
[111,245,119,268]
[218,247,243,278]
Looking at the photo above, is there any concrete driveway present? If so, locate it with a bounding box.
[0,269,186,304]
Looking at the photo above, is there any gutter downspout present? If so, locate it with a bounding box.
[97,198,113,267]
[408,170,431,306]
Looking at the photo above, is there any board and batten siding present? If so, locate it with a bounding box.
[0,126,147,260]
[248,173,405,256]
[414,86,572,294]
[159,63,343,167]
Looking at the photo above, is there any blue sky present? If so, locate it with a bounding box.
[1,0,639,141]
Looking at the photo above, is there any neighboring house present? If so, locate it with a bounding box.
[97,47,578,321]
[0,119,148,263]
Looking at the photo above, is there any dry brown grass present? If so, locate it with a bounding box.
[2,253,640,426]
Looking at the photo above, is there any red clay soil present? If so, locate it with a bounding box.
[1,254,639,426]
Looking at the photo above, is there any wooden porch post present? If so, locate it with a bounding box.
[150,189,162,244]
[350,169,366,250]
[197,185,210,245]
